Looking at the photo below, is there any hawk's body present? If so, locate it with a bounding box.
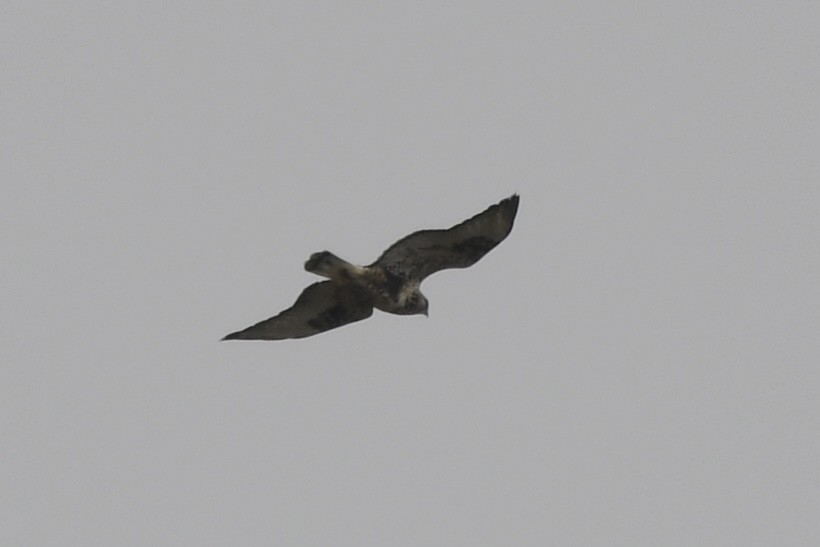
[223,194,519,341]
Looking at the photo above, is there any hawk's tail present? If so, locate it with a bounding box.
[304,251,359,279]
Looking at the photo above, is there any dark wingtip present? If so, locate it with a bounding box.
[501,194,520,218]
[498,193,519,207]
[221,332,239,341]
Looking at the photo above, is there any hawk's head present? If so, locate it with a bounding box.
[400,292,429,317]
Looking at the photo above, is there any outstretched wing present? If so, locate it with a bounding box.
[222,281,374,341]
[372,194,519,281]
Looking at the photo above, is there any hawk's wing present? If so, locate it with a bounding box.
[222,281,374,341]
[372,194,519,281]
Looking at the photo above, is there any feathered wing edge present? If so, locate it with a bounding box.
[371,194,519,280]
[222,280,374,341]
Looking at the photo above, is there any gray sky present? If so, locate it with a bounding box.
[3,3,819,545]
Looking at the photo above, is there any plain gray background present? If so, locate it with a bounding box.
[3,2,819,545]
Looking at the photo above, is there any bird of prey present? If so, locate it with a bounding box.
[222,194,519,341]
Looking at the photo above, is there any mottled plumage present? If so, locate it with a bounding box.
[222,194,519,341]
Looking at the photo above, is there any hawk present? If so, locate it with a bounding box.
[222,194,519,341]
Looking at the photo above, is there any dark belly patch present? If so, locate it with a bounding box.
[453,236,497,262]
[307,304,351,331]
[382,269,405,298]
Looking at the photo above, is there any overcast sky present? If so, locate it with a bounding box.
[3,3,819,545]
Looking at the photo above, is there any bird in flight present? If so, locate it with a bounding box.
[222,194,519,341]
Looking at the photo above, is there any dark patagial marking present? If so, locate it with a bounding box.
[452,236,497,262]
[307,304,349,331]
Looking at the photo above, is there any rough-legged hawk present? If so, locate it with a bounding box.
[222,194,519,341]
